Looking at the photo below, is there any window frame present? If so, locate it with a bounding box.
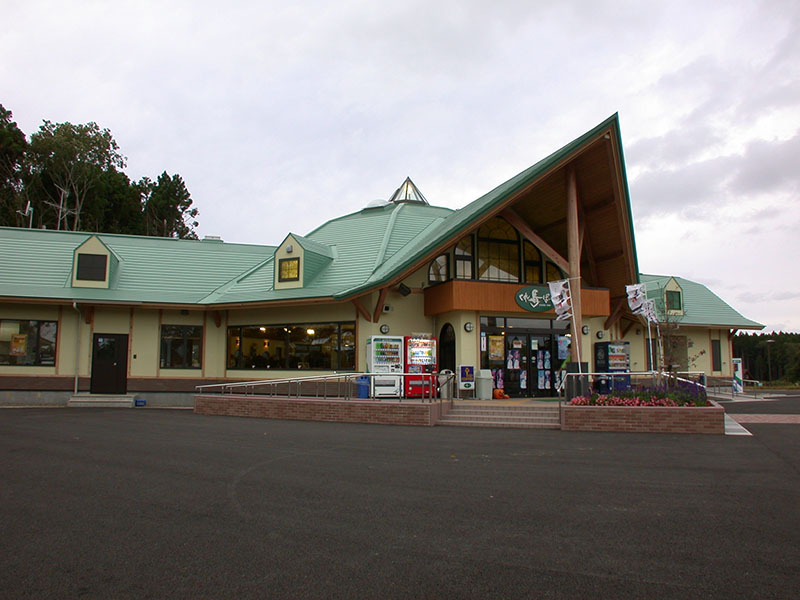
[428,253,450,284]
[278,257,300,282]
[476,216,521,283]
[159,324,203,369]
[76,253,108,281]
[0,319,58,366]
[227,321,356,371]
[666,290,682,311]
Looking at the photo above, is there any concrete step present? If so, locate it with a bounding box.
[438,404,561,429]
[68,394,135,408]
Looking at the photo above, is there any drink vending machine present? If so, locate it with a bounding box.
[366,336,404,397]
[404,336,437,397]
[594,341,631,393]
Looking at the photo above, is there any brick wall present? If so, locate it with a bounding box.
[561,401,725,434]
[194,394,442,427]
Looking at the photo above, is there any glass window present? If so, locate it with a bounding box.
[545,262,564,283]
[666,290,682,311]
[76,253,107,281]
[0,320,58,366]
[227,322,355,370]
[477,217,520,282]
[428,254,449,283]
[524,241,542,283]
[160,325,202,368]
[454,236,474,279]
[278,258,300,282]
[711,339,721,371]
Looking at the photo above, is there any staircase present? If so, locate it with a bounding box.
[438,403,561,429]
[68,394,135,408]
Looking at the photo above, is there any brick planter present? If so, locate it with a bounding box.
[561,399,725,434]
[195,394,451,427]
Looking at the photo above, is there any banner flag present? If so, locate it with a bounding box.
[642,299,658,323]
[548,279,572,321]
[626,283,647,314]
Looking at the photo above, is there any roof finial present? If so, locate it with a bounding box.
[389,177,428,205]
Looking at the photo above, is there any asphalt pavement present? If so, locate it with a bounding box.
[0,408,798,599]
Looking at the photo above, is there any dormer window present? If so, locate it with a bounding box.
[666,290,682,311]
[76,254,108,281]
[278,258,300,282]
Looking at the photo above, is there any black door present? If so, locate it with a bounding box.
[529,334,553,397]
[504,335,528,397]
[90,334,128,394]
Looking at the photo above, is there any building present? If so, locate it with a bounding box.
[0,115,761,405]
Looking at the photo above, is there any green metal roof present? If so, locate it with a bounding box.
[0,227,273,305]
[0,115,643,308]
[640,274,762,329]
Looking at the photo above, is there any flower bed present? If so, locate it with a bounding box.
[562,389,723,434]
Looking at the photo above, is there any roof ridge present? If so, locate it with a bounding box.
[371,203,405,274]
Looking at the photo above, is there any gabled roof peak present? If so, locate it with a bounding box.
[389,177,428,205]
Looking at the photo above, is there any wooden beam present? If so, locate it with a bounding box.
[352,297,371,323]
[84,306,94,325]
[567,167,583,363]
[372,287,389,323]
[621,318,635,338]
[501,208,569,273]
[604,296,627,331]
[213,311,222,328]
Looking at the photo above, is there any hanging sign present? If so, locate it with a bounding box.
[515,285,554,312]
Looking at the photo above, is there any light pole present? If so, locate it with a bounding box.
[765,339,776,382]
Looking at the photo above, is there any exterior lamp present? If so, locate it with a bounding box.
[596,331,605,339]
[464,322,475,332]
[581,325,589,335]
[380,324,390,334]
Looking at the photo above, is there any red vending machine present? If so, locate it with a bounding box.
[403,336,437,397]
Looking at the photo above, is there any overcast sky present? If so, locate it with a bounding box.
[2,0,798,333]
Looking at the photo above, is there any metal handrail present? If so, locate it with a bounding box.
[196,371,450,403]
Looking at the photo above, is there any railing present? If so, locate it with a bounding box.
[561,370,708,400]
[196,372,455,403]
[706,377,763,399]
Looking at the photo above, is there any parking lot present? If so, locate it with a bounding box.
[1,403,798,599]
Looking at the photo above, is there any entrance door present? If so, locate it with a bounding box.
[439,323,456,373]
[504,335,529,397]
[90,334,128,394]
[529,334,554,397]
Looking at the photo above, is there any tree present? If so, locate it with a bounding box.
[140,172,199,239]
[27,120,125,231]
[0,104,29,226]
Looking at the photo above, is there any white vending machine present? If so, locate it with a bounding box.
[366,336,404,398]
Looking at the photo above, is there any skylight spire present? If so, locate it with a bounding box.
[389,177,429,205]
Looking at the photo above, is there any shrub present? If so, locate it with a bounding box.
[569,389,709,407]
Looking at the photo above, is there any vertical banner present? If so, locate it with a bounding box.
[732,358,743,394]
[625,283,647,314]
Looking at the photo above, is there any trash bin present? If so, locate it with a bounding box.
[356,376,370,399]
[565,362,589,400]
[438,370,454,400]
[476,369,493,400]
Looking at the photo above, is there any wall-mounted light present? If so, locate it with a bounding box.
[380,324,390,334]
[397,283,411,296]
[596,331,605,339]
[285,244,293,254]
[464,322,474,332]
[306,328,315,335]
[581,325,589,335]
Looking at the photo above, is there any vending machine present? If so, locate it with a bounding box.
[366,336,404,397]
[594,341,631,393]
[403,336,438,397]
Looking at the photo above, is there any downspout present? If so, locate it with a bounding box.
[72,302,81,395]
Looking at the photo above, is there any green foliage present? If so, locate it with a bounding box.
[0,104,29,225]
[0,102,199,238]
[734,332,800,383]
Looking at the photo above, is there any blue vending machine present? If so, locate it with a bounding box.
[594,341,631,393]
